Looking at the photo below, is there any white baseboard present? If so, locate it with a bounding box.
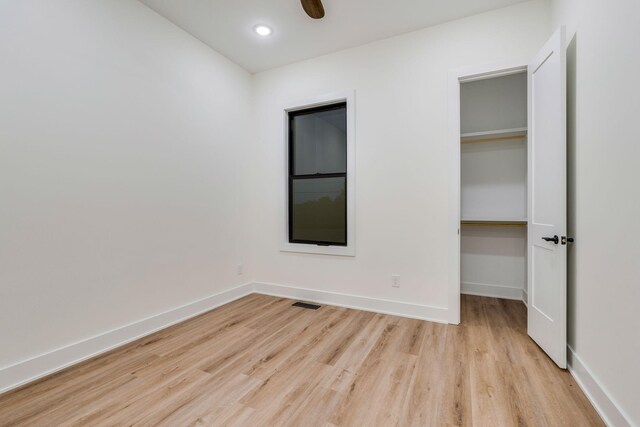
[0,283,253,395]
[461,281,525,301]
[253,281,448,324]
[522,289,528,307]
[0,281,450,395]
[567,346,634,427]
[4,281,634,427]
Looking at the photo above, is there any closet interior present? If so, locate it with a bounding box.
[460,71,528,304]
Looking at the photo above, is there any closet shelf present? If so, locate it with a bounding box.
[461,218,527,227]
[461,127,527,144]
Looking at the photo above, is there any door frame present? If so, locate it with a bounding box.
[447,57,529,325]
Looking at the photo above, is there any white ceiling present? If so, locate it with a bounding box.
[139,0,529,73]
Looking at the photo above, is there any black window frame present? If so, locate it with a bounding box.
[288,102,348,247]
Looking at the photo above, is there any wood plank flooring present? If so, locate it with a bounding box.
[0,294,603,426]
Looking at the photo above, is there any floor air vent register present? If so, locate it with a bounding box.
[292,301,321,310]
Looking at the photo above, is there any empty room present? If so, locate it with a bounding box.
[1,0,638,426]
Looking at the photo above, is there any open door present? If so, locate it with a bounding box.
[527,27,567,369]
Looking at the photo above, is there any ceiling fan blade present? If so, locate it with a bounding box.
[301,0,325,19]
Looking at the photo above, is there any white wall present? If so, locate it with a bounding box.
[460,72,528,134]
[0,0,252,374]
[461,140,528,220]
[460,226,527,297]
[250,0,551,315]
[551,0,640,425]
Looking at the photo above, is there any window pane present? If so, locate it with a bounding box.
[292,114,317,175]
[291,177,346,244]
[292,106,346,175]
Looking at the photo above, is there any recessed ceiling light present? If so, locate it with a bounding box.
[253,25,272,37]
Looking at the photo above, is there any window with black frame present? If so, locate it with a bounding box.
[288,102,347,246]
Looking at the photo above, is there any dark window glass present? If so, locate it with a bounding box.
[292,109,347,175]
[289,103,347,246]
[291,177,346,244]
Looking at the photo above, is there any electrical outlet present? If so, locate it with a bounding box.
[237,264,243,275]
[391,275,400,288]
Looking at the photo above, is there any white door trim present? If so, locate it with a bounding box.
[447,57,529,324]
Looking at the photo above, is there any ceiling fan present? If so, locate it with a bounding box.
[300,0,325,19]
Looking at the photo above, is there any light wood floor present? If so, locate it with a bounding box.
[0,294,603,426]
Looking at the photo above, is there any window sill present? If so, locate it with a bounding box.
[280,242,355,257]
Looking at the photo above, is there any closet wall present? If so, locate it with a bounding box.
[460,72,528,300]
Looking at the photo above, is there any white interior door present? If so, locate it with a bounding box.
[527,27,567,369]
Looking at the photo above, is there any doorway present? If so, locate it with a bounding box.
[447,27,568,369]
[447,59,530,326]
